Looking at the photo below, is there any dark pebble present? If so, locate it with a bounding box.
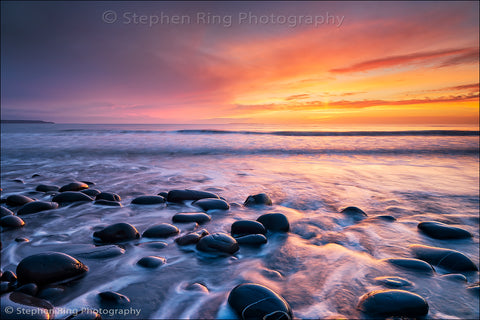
[166,189,219,203]
[131,195,165,205]
[6,195,34,206]
[196,233,239,254]
[231,220,266,237]
[357,289,429,317]
[136,241,168,249]
[96,192,121,202]
[340,206,367,221]
[15,237,29,242]
[243,193,273,207]
[236,234,268,246]
[409,244,478,272]
[52,191,94,203]
[94,200,122,207]
[418,221,472,239]
[0,270,17,283]
[3,292,54,318]
[137,256,166,268]
[16,252,88,285]
[93,223,140,244]
[98,291,130,304]
[172,212,211,224]
[1,206,14,217]
[80,181,96,186]
[12,179,24,184]
[31,174,41,178]
[157,192,168,198]
[14,283,38,296]
[175,232,206,246]
[228,283,293,320]
[193,198,229,211]
[373,215,396,221]
[81,189,101,197]
[59,182,89,192]
[467,282,480,296]
[35,184,59,192]
[384,258,435,274]
[257,213,290,232]
[17,201,58,215]
[0,215,25,229]
[373,276,413,288]
[36,286,64,301]
[142,223,179,238]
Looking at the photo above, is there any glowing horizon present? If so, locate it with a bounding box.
[1,1,479,126]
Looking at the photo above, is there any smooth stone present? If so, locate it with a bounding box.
[1,292,53,319]
[35,184,59,192]
[166,189,219,203]
[67,245,125,259]
[172,212,211,224]
[228,283,293,320]
[80,181,95,186]
[175,230,209,246]
[373,215,396,221]
[31,174,41,178]
[6,195,34,206]
[96,192,121,202]
[136,241,168,249]
[417,221,472,239]
[157,192,168,198]
[340,206,367,221]
[52,191,93,203]
[196,233,239,254]
[243,193,273,207]
[16,252,88,285]
[357,289,428,317]
[1,206,14,217]
[131,195,165,205]
[410,244,478,272]
[65,310,102,320]
[36,286,64,300]
[93,223,140,244]
[257,213,290,232]
[142,223,179,238]
[373,276,413,288]
[17,201,59,215]
[1,270,17,283]
[236,234,268,246]
[137,256,166,268]
[94,200,122,207]
[81,189,101,197]
[193,198,229,211]
[231,220,266,237]
[12,179,24,183]
[440,274,467,282]
[14,283,38,296]
[0,215,25,229]
[384,258,435,274]
[98,291,130,304]
[59,182,89,192]
[15,237,30,242]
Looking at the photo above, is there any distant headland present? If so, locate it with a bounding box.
[1,120,54,124]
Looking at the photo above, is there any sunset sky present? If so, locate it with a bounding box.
[1,1,479,125]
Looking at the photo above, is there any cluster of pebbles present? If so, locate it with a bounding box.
[1,180,478,319]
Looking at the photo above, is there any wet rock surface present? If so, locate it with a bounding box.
[228,283,293,320]
[16,252,88,285]
[93,223,140,244]
[357,289,429,317]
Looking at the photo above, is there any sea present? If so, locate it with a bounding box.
[1,123,479,319]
